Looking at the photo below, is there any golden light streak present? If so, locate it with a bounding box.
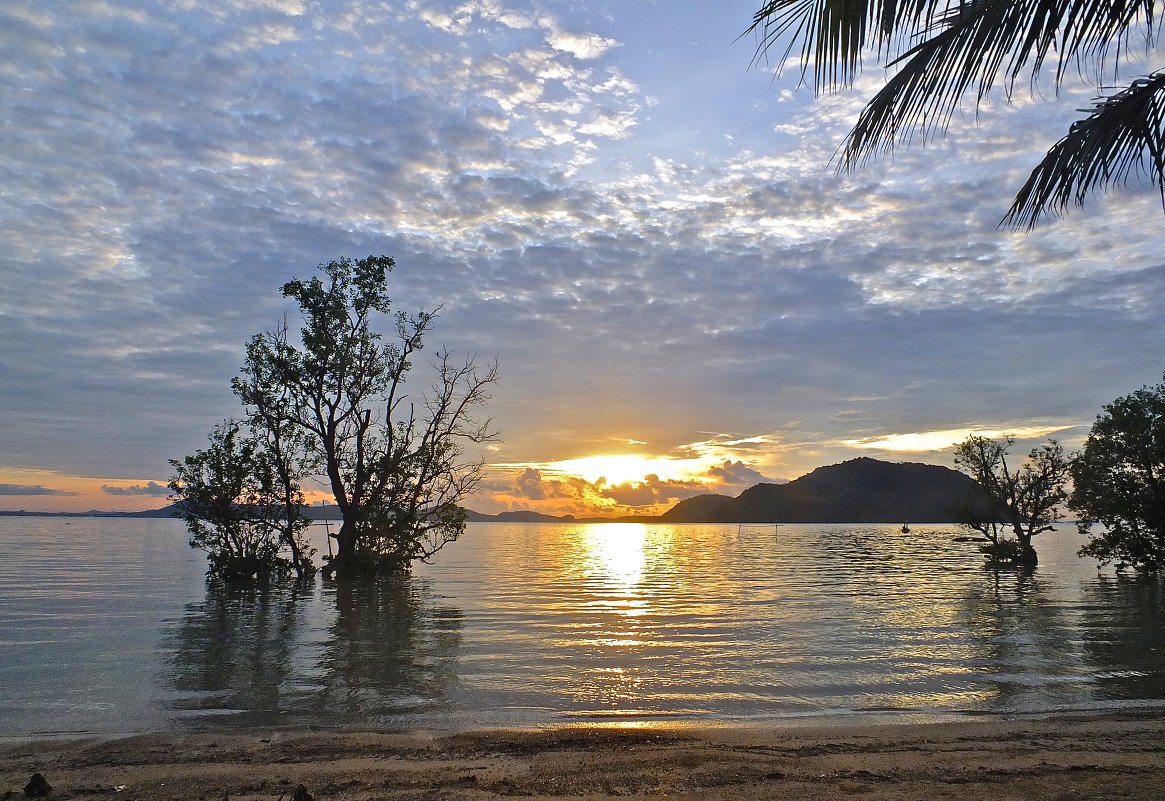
[842,424,1072,453]
[582,522,648,590]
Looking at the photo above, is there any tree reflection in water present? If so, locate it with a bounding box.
[963,569,1082,709]
[164,576,462,727]
[315,577,463,719]
[1080,576,1165,701]
[165,579,309,724]
[961,566,1165,711]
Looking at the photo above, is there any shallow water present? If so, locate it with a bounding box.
[0,518,1162,736]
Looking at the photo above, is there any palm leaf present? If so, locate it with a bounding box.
[750,0,1157,95]
[837,0,1159,169]
[1004,73,1165,228]
[746,0,940,91]
[749,0,1165,224]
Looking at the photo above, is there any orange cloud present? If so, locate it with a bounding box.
[474,453,780,518]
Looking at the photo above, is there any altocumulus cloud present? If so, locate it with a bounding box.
[2,0,1165,508]
[0,0,650,479]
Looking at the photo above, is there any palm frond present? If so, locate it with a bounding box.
[750,0,1157,93]
[746,0,939,91]
[1054,0,1158,84]
[1004,73,1165,228]
[749,0,1165,224]
[835,0,1161,171]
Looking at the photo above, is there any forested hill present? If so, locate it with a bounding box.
[660,457,985,523]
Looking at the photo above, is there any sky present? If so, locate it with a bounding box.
[3,1,1164,517]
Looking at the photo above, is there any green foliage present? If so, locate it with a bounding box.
[169,420,314,581]
[747,0,1165,226]
[1069,376,1165,574]
[953,435,1070,563]
[234,256,499,578]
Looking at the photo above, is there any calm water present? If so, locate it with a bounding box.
[0,517,1162,736]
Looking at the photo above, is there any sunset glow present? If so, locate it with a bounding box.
[2,420,1087,517]
[477,443,784,518]
[0,468,171,513]
[537,454,715,486]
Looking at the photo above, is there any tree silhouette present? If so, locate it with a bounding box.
[1070,375,1165,573]
[953,435,1070,566]
[233,256,499,578]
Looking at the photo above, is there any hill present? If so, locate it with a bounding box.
[661,457,986,523]
[465,509,574,523]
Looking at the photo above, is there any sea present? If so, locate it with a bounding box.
[1,517,1162,737]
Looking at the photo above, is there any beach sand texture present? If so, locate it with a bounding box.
[2,712,1163,800]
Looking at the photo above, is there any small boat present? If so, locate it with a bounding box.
[901,523,911,533]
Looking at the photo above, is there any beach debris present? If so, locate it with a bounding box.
[23,774,51,798]
[291,784,313,801]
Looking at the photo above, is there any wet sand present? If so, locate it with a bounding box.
[2,712,1163,800]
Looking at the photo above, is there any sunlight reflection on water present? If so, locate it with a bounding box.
[0,518,1162,735]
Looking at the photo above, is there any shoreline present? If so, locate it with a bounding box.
[3,709,1163,800]
[9,697,1165,744]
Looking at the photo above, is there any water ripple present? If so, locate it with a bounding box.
[1,518,1163,735]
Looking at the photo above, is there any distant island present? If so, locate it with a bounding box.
[660,457,984,523]
[1,457,986,523]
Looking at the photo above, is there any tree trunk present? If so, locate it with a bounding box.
[286,529,307,579]
[331,518,359,577]
[1014,523,1038,568]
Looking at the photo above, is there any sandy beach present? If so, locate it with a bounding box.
[2,711,1163,800]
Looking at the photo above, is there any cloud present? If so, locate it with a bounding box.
[547,31,618,60]
[490,447,784,515]
[600,474,705,509]
[0,484,79,496]
[706,460,779,488]
[101,481,171,497]
[0,0,649,478]
[515,467,547,500]
[840,425,1076,453]
[511,468,595,503]
[2,1,1165,518]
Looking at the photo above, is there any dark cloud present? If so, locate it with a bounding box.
[101,481,170,497]
[512,469,594,502]
[515,468,546,500]
[600,474,706,509]
[706,460,779,488]
[0,484,79,496]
